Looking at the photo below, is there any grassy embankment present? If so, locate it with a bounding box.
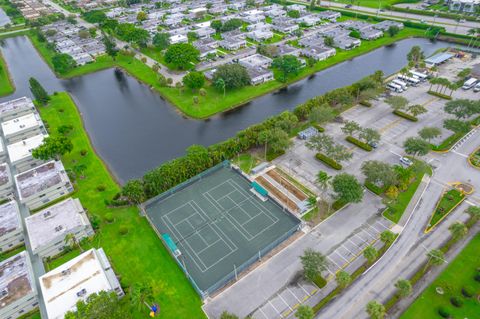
[400,233,480,319]
[38,92,205,319]
[26,25,425,118]
[331,0,421,9]
[0,51,14,96]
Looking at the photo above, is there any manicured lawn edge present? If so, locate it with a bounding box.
[425,188,465,233]
[0,51,14,97]
[427,90,452,100]
[393,110,418,122]
[430,132,464,152]
[345,136,372,151]
[467,146,480,169]
[38,92,205,318]
[315,153,342,170]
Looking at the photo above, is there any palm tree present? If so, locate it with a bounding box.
[448,221,467,241]
[129,282,154,311]
[467,28,476,48]
[425,249,445,271]
[316,171,332,212]
[64,233,83,252]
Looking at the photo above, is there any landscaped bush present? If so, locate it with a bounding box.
[97,185,106,192]
[105,213,114,223]
[80,149,88,156]
[364,182,384,195]
[119,225,129,235]
[450,296,463,307]
[393,110,418,122]
[315,153,342,170]
[427,90,453,100]
[312,123,325,132]
[359,100,372,107]
[345,136,372,152]
[475,273,480,282]
[332,199,347,211]
[437,306,451,318]
[313,274,327,288]
[461,285,474,298]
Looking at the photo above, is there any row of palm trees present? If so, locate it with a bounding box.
[428,77,460,97]
[466,28,480,49]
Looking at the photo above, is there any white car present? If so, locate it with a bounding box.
[400,157,413,167]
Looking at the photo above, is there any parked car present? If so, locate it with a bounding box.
[368,141,378,149]
[400,157,413,167]
[345,4,352,8]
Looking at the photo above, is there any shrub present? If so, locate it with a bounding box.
[345,136,372,152]
[312,123,325,132]
[359,100,372,107]
[119,225,129,235]
[427,90,452,100]
[393,110,418,122]
[450,296,463,307]
[475,273,480,282]
[364,182,384,195]
[58,108,64,113]
[332,199,347,211]
[80,149,88,156]
[105,213,114,223]
[462,286,474,298]
[315,153,342,170]
[437,306,450,318]
[89,215,100,230]
[97,185,106,192]
[313,274,327,288]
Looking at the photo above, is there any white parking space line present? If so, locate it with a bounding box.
[348,238,363,249]
[327,255,342,268]
[268,300,281,316]
[257,307,269,319]
[334,251,349,263]
[375,220,389,230]
[277,294,292,311]
[299,283,310,295]
[354,233,370,245]
[363,227,378,240]
[287,287,302,302]
[341,243,355,255]
[452,150,468,158]
[369,222,383,233]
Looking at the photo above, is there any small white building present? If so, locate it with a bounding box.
[0,97,36,122]
[0,201,23,253]
[0,252,38,319]
[0,163,13,198]
[246,66,274,85]
[219,37,246,50]
[25,198,94,258]
[1,112,45,143]
[301,45,337,61]
[239,53,273,69]
[7,133,48,173]
[15,161,74,210]
[39,248,124,319]
[170,34,188,44]
[247,29,274,42]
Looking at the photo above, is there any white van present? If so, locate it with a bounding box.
[474,82,480,92]
[462,78,478,90]
[387,82,403,93]
[409,70,428,81]
[398,74,420,86]
[392,79,408,90]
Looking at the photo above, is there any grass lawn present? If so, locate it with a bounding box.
[26,25,426,118]
[383,162,432,223]
[232,153,258,173]
[0,245,25,261]
[469,147,480,168]
[0,51,14,96]
[427,188,465,231]
[38,92,205,319]
[400,233,480,319]
[430,132,464,152]
[313,0,421,9]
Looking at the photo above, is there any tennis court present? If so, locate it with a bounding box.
[144,162,300,297]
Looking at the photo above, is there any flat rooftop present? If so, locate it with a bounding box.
[0,201,21,237]
[1,112,43,137]
[0,163,11,188]
[40,248,115,319]
[7,133,47,164]
[25,198,87,252]
[0,97,35,117]
[0,251,34,310]
[15,161,68,200]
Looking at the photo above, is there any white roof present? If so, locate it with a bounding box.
[0,201,21,238]
[0,251,35,309]
[25,198,88,252]
[1,112,42,137]
[7,133,48,163]
[40,248,115,319]
[0,97,34,117]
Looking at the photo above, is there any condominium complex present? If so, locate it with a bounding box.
[0,201,23,252]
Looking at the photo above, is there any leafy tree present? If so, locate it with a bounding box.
[324,36,334,47]
[387,25,400,37]
[67,15,77,25]
[310,0,317,10]
[272,55,302,82]
[359,128,381,144]
[332,173,363,204]
[215,78,226,97]
[300,248,328,282]
[129,282,153,311]
[82,10,107,23]
[363,245,378,264]
[122,180,145,204]
[341,120,361,137]
[78,30,90,39]
[258,128,291,157]
[102,36,118,60]
[137,11,147,22]
[52,53,76,74]
[29,77,50,105]
[308,105,335,124]
[153,32,171,50]
[448,221,467,241]
[385,96,408,110]
[187,31,199,42]
[183,72,205,91]
[220,312,239,319]
[443,119,471,133]
[306,134,353,163]
[32,136,74,160]
[64,291,126,319]
[418,127,441,142]
[287,10,300,18]
[408,104,427,117]
[366,300,386,319]
[444,99,480,119]
[395,279,412,298]
[213,64,251,90]
[335,270,351,289]
[164,43,199,70]
[221,18,243,32]
[426,249,445,268]
[211,20,223,32]
[465,205,480,223]
[403,137,430,157]
[361,161,397,188]
[380,230,396,245]
[295,305,314,319]
[407,45,424,66]
[257,44,279,58]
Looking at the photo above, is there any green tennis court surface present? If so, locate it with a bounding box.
[144,163,300,297]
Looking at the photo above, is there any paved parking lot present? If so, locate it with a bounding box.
[250,217,393,319]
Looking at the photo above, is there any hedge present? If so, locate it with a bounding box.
[385,5,478,22]
[364,182,384,195]
[359,100,372,107]
[393,110,418,122]
[427,90,453,100]
[332,199,348,211]
[315,153,342,170]
[312,123,326,132]
[346,136,373,152]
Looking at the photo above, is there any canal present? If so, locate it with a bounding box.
[0,35,458,182]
